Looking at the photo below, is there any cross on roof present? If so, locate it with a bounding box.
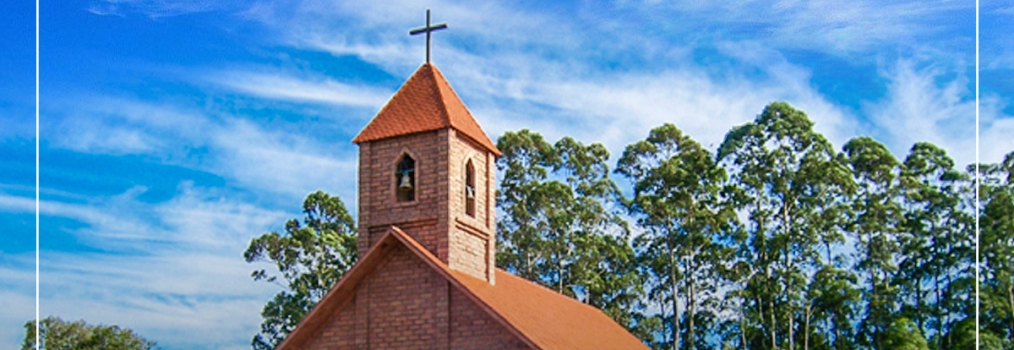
[409,9,447,64]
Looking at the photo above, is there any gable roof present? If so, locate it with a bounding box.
[277,226,648,350]
[352,63,501,156]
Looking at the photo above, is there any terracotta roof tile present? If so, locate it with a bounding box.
[451,270,648,350]
[278,226,647,350]
[353,64,501,156]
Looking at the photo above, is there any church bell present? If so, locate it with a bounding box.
[398,172,413,190]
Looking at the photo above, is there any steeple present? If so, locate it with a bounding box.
[353,64,500,156]
[354,63,499,283]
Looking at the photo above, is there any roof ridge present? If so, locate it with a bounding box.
[426,63,453,127]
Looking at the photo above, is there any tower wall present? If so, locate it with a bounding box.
[357,128,496,283]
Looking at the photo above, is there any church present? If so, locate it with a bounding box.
[274,16,647,350]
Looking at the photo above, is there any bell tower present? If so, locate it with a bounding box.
[352,63,500,283]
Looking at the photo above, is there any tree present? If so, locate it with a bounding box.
[22,317,156,350]
[980,152,1014,344]
[842,136,906,349]
[243,191,357,350]
[496,129,558,281]
[496,130,642,331]
[617,123,735,350]
[896,142,974,348]
[718,102,850,349]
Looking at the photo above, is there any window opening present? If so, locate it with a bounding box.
[396,155,416,202]
[465,160,475,217]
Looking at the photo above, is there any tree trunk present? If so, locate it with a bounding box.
[783,206,794,350]
[740,303,748,350]
[788,310,795,350]
[935,274,943,350]
[670,243,681,350]
[804,301,811,350]
[688,269,696,350]
[770,287,777,350]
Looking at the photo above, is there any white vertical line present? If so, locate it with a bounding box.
[34,0,41,347]
[974,0,980,348]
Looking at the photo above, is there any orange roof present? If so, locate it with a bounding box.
[278,226,648,350]
[352,63,501,156]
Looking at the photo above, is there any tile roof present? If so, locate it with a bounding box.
[277,226,648,350]
[352,63,501,156]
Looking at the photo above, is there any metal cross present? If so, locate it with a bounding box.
[409,9,448,64]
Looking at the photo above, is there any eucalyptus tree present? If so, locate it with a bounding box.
[496,129,558,281]
[243,191,358,350]
[618,123,736,350]
[896,142,973,348]
[496,130,640,329]
[717,102,849,349]
[841,137,904,349]
[980,152,1014,343]
[543,134,636,320]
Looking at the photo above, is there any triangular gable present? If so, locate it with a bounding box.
[275,226,535,350]
[277,226,647,350]
[352,64,501,156]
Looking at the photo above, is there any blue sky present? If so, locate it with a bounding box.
[0,0,1010,349]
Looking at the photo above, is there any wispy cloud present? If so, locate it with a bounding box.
[863,59,980,165]
[2,182,292,349]
[45,93,359,201]
[204,69,392,108]
[86,0,236,19]
[38,250,275,350]
[980,94,1014,163]
[0,254,34,348]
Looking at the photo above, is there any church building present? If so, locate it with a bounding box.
[274,60,648,349]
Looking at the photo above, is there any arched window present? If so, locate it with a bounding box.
[396,154,415,202]
[465,159,475,217]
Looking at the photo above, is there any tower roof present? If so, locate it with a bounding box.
[352,63,501,156]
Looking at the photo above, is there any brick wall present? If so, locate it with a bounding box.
[302,245,528,349]
[357,128,496,283]
[306,296,356,350]
[357,130,448,258]
[446,130,496,283]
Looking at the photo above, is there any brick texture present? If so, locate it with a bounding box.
[302,245,527,349]
[358,128,495,283]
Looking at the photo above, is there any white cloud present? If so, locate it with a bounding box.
[863,59,979,166]
[1,182,295,349]
[980,94,1014,164]
[37,251,275,350]
[204,69,391,108]
[86,0,233,19]
[0,254,35,349]
[45,94,359,201]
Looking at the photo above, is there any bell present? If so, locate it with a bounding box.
[465,186,475,199]
[398,172,413,190]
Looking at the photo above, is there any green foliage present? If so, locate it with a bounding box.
[244,190,357,350]
[896,142,974,349]
[842,136,904,348]
[617,123,736,350]
[980,152,1014,344]
[495,130,642,332]
[882,318,929,350]
[717,102,851,350]
[492,113,988,350]
[22,317,156,350]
